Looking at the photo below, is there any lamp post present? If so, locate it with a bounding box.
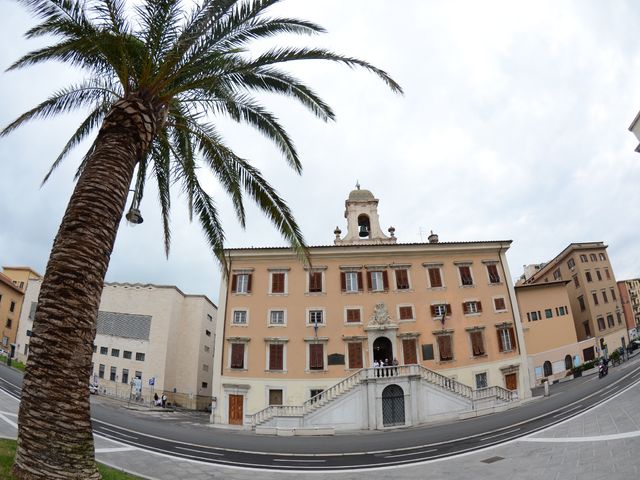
[125,188,144,224]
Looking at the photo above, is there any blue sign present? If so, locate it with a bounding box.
[148,377,155,386]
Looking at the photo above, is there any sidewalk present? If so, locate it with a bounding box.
[1,377,639,479]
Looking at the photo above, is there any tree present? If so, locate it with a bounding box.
[2,0,401,477]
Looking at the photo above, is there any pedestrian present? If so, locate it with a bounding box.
[373,359,380,377]
[161,393,167,408]
[153,393,161,406]
[392,357,399,376]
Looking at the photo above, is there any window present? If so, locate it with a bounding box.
[526,311,541,322]
[497,328,515,352]
[269,389,283,406]
[583,321,591,337]
[573,275,580,288]
[92,344,97,353]
[596,270,602,281]
[135,352,145,361]
[232,310,247,325]
[270,272,286,294]
[9,301,15,313]
[123,350,132,359]
[469,331,485,356]
[610,288,617,301]
[437,335,453,361]
[122,369,129,384]
[309,344,324,370]
[602,290,608,303]
[308,309,324,325]
[100,347,108,355]
[553,269,561,280]
[205,329,212,336]
[607,314,614,328]
[367,270,388,292]
[567,258,576,269]
[580,254,588,263]
[230,343,245,369]
[207,314,213,322]
[590,254,597,261]
[231,273,251,294]
[98,364,105,379]
[617,311,623,325]
[597,317,605,331]
[475,372,488,389]
[5,319,11,328]
[310,389,324,400]
[462,301,482,314]
[586,271,592,282]
[555,306,567,316]
[269,344,284,371]
[134,371,142,380]
[110,366,117,382]
[348,342,363,369]
[599,253,606,261]
[402,338,418,364]
[427,267,443,288]
[395,269,410,290]
[487,264,501,284]
[605,268,611,280]
[269,310,285,325]
[345,308,361,323]
[111,349,120,357]
[458,265,473,286]
[398,305,414,320]
[493,297,506,311]
[592,292,599,305]
[431,303,451,317]
[308,271,323,293]
[341,271,362,293]
[578,295,586,312]
[544,309,553,319]
[202,382,208,389]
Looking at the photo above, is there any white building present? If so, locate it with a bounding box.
[16,279,217,410]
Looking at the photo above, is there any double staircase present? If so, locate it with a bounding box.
[249,364,516,428]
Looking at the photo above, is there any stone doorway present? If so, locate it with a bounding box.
[373,336,393,365]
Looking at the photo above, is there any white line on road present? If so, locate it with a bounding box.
[95,447,136,453]
[522,430,640,443]
[384,448,438,458]
[0,412,17,429]
[174,446,224,456]
[552,404,582,418]
[479,428,520,441]
[97,427,138,439]
[273,459,327,463]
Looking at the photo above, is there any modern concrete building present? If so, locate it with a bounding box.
[15,278,217,410]
[519,242,627,359]
[514,280,595,387]
[212,187,529,430]
[617,278,640,339]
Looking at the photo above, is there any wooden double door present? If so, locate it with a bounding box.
[228,394,244,425]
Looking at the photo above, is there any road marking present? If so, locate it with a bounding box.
[0,412,17,429]
[480,428,520,441]
[522,430,640,443]
[95,447,136,453]
[174,446,223,456]
[384,448,438,458]
[273,458,326,463]
[552,404,582,418]
[97,427,138,439]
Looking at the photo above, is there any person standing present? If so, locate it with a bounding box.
[161,393,167,408]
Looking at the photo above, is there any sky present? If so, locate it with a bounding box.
[2,0,640,305]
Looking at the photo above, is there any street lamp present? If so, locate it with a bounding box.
[125,188,143,225]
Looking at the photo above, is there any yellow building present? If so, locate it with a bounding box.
[0,267,42,352]
[515,281,596,386]
[212,187,530,429]
[519,242,627,359]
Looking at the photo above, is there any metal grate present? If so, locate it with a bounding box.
[382,384,405,426]
[481,456,504,464]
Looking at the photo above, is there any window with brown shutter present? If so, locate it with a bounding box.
[395,269,410,289]
[508,328,516,351]
[403,339,417,364]
[399,306,413,320]
[271,273,285,294]
[346,308,361,323]
[309,272,322,293]
[428,267,442,288]
[487,264,500,283]
[437,335,453,361]
[230,343,244,369]
[493,297,506,311]
[231,273,251,293]
[269,344,283,370]
[231,274,237,292]
[459,266,473,286]
[348,342,363,369]
[470,331,485,356]
[309,344,324,370]
[269,389,283,405]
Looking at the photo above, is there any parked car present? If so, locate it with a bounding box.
[628,340,640,352]
[89,383,98,394]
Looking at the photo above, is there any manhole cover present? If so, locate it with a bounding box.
[481,456,504,464]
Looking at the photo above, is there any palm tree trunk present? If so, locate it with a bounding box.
[12,97,157,479]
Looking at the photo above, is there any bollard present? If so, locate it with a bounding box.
[543,380,550,397]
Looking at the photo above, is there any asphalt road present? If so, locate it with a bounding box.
[1,356,639,471]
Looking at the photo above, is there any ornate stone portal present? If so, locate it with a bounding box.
[364,302,399,365]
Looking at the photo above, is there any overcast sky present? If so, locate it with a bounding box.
[2,0,640,305]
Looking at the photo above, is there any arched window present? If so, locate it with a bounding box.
[543,360,553,377]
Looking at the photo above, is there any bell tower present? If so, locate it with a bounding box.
[334,184,397,245]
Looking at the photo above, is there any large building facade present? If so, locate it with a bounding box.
[0,267,42,350]
[617,278,640,339]
[519,242,627,358]
[16,279,217,410]
[212,188,530,428]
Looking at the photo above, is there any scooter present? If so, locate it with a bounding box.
[598,360,608,378]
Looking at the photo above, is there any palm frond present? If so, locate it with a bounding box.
[149,132,173,256]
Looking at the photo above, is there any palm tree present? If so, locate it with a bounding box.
[2,0,401,478]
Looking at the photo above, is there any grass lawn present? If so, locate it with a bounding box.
[0,439,144,479]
